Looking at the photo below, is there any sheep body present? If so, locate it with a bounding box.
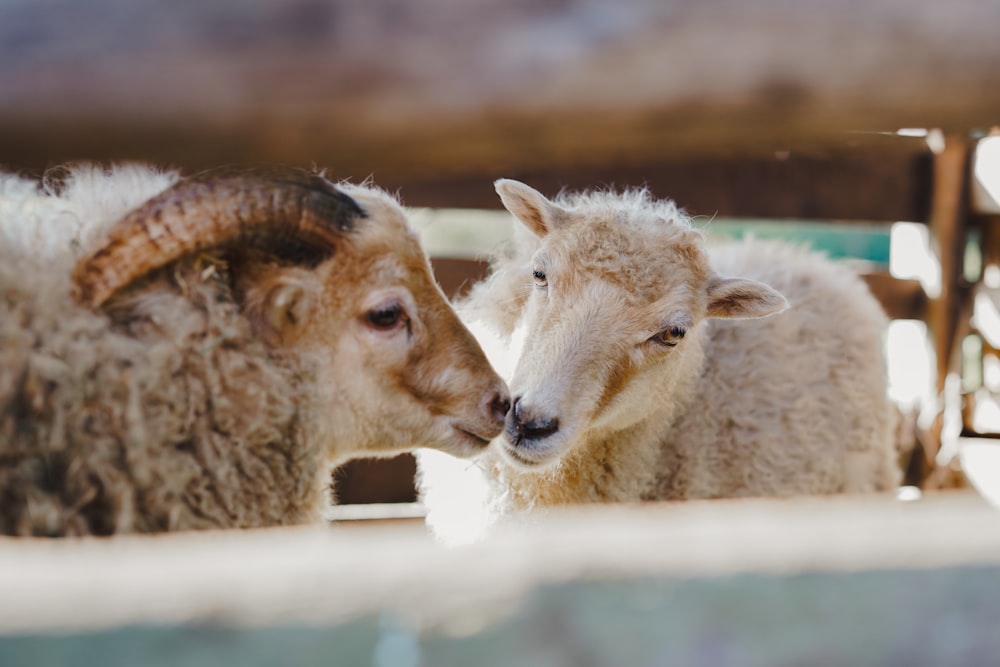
[418,182,898,542]
[656,239,899,498]
[1,164,506,536]
[1,251,316,534]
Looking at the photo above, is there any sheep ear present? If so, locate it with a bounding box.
[241,273,314,340]
[705,276,789,320]
[494,179,568,237]
[267,282,308,332]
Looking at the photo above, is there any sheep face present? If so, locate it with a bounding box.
[73,169,509,466]
[493,179,786,469]
[283,186,510,461]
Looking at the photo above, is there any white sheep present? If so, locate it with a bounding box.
[0,164,509,536]
[418,179,899,542]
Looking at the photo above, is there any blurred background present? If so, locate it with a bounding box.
[3,0,1000,501]
[4,0,1000,500]
[3,1,1000,663]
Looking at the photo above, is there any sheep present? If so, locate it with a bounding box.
[0,163,509,536]
[418,179,899,542]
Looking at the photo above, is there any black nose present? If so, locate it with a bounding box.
[506,397,560,443]
[488,391,511,425]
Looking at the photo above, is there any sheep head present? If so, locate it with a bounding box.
[71,169,509,461]
[493,179,787,469]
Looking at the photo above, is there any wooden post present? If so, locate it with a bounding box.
[921,134,976,482]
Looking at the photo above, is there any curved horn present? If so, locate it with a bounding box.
[71,168,365,309]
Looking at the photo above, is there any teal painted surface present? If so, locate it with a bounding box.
[3,566,999,667]
[0,623,380,667]
[415,210,893,266]
[700,220,892,265]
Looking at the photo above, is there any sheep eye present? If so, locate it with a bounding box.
[366,302,405,330]
[532,269,548,287]
[651,325,686,347]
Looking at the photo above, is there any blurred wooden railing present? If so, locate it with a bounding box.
[2,0,1000,174]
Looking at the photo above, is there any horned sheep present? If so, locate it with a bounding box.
[0,164,509,536]
[418,179,900,542]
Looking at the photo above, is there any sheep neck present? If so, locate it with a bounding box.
[494,327,706,508]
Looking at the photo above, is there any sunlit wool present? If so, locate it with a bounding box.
[419,180,899,543]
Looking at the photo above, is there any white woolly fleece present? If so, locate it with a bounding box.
[0,164,179,266]
[418,188,899,545]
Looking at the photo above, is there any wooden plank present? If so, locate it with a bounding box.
[927,138,975,394]
[0,493,995,636]
[915,136,978,483]
[0,0,998,173]
[4,564,1000,665]
[324,502,426,523]
[331,455,417,505]
[861,273,928,321]
[394,137,933,222]
[430,258,490,300]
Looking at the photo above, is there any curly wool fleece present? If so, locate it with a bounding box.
[0,165,322,535]
[0,252,321,535]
